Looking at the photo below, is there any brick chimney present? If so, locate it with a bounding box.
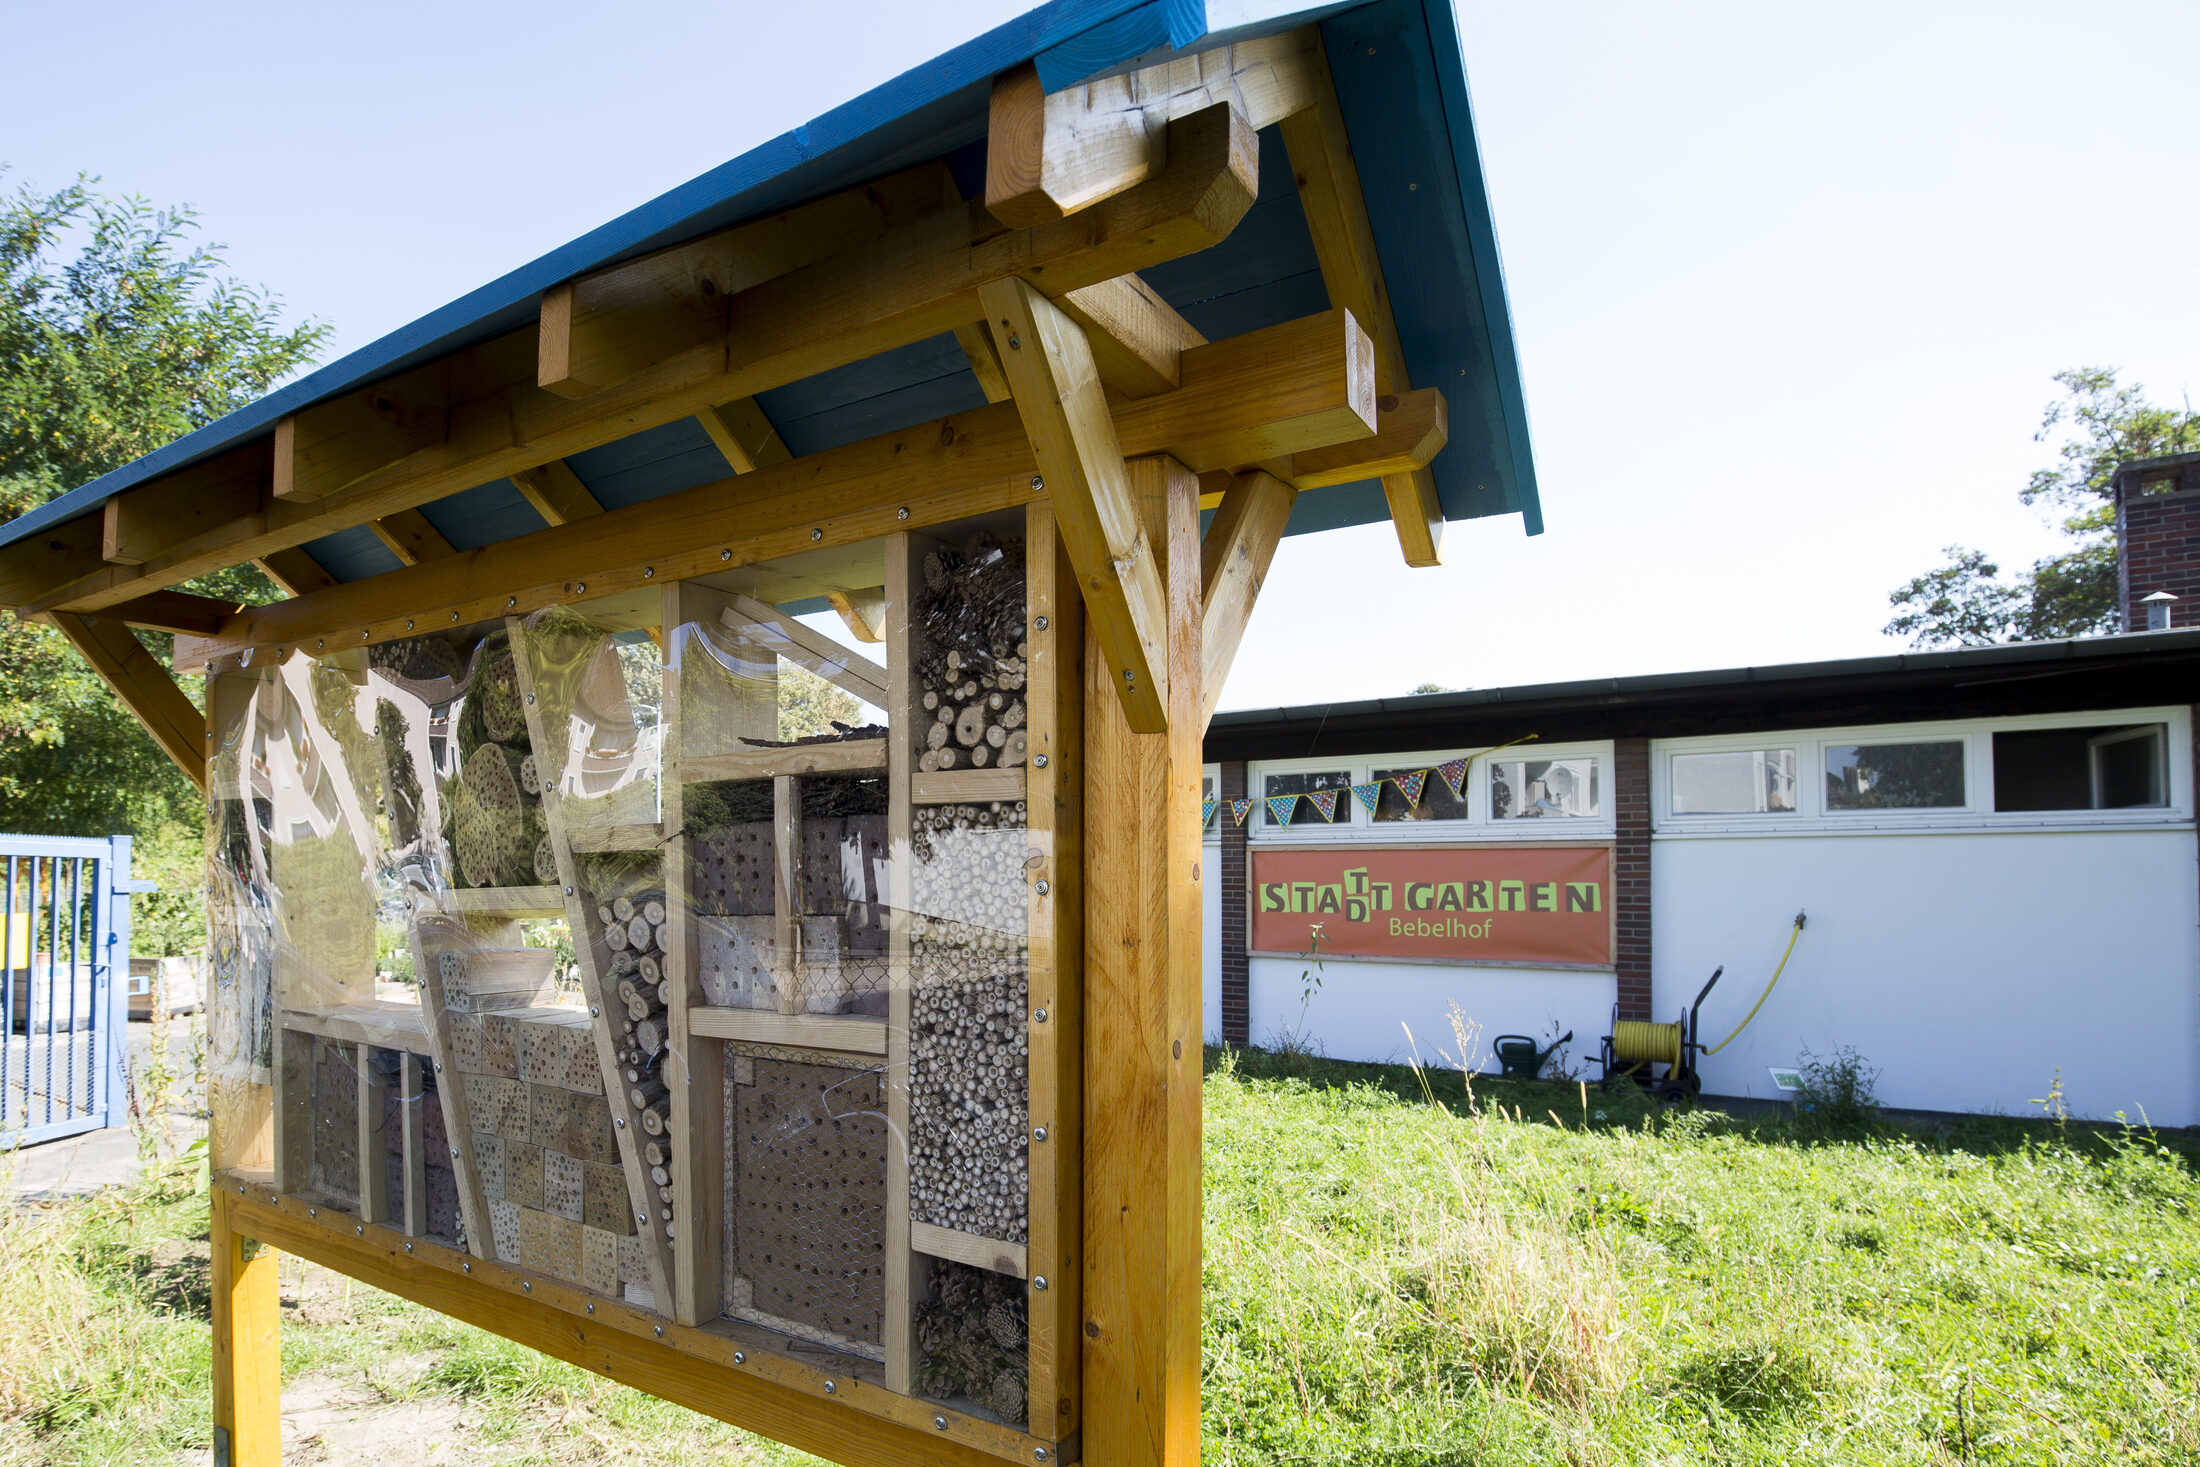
[2114,451,2200,632]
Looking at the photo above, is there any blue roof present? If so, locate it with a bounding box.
[0,0,1539,573]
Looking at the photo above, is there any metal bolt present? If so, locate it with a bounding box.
[1007,332,1022,350]
[653,1325,664,1337]
[1123,668,1135,685]
[1033,1007,1047,1023]
[316,639,325,649]
[734,1351,746,1365]
[643,567,654,578]
[567,886,576,896]
[544,780,554,793]
[615,1116,626,1129]
[588,1003,597,1015]
[721,548,733,561]
[824,1380,837,1395]
[527,692,535,704]
[810,528,823,541]
[405,1242,414,1253]
[308,1207,317,1217]
[450,611,460,622]
[586,1302,595,1314]
[238,1183,246,1193]
[896,507,910,520]
[435,1061,445,1072]
[934,1415,949,1431]
[1033,1125,1048,1142]
[406,619,415,630]
[507,596,517,607]
[638,1213,648,1226]
[1033,754,1048,768]
[356,1224,364,1235]
[1030,475,1044,493]
[1034,615,1048,631]
[449,1147,457,1157]
[522,1280,531,1293]
[1035,879,1050,895]
[1033,1275,1048,1291]
[575,582,586,594]
[1036,1450,1050,1462]
[463,1261,472,1272]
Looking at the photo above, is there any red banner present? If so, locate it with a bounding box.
[1250,845,1612,966]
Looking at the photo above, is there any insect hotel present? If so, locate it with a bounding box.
[0,1,1536,1461]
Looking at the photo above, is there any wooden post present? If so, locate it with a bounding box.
[210,1193,282,1467]
[1081,455,1202,1467]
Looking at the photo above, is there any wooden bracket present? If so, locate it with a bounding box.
[509,460,605,526]
[51,611,207,790]
[980,275,1170,731]
[1197,470,1298,730]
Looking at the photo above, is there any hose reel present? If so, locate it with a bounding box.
[1601,911,1806,1101]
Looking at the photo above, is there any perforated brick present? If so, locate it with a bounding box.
[527,1085,569,1152]
[563,1023,603,1094]
[568,1095,621,1165]
[472,1132,505,1200]
[448,1015,483,1073]
[487,1199,521,1262]
[492,1078,530,1142]
[478,1012,518,1078]
[616,1232,649,1286]
[698,914,776,1008]
[582,1225,619,1294]
[518,1206,582,1283]
[518,1016,566,1085]
[544,1149,585,1222]
[462,1074,496,1124]
[504,1140,545,1209]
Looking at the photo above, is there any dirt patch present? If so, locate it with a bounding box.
[282,1370,470,1466]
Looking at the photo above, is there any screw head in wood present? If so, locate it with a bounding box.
[1123,668,1135,685]
[615,1117,626,1129]
[463,1261,472,1272]
[308,1207,317,1217]
[575,582,586,594]
[527,692,535,704]
[1032,1125,1047,1142]
[238,1183,246,1193]
[643,567,654,578]
[734,1352,746,1364]
[1032,1275,1048,1291]
[654,1325,664,1337]
[588,1003,597,1014]
[406,619,415,630]
[586,1303,595,1314]
[449,1147,457,1157]
[824,1381,836,1395]
[811,528,824,541]
[1034,615,1048,630]
[522,1280,531,1293]
[450,611,460,621]
[435,1061,444,1072]
[568,887,577,897]
[1033,754,1048,768]
[507,596,517,607]
[721,548,733,560]
[544,780,554,792]
[934,1415,948,1431]
[356,1224,363,1235]
[1033,1007,1047,1023]
[1030,475,1044,492]
[405,1242,413,1252]
[1034,879,1049,895]
[1007,332,1021,350]
[316,639,325,649]
[638,1213,648,1226]
[1036,1450,1050,1462]
[897,507,910,520]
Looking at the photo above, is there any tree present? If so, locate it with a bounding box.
[0,174,328,945]
[1886,369,2200,647]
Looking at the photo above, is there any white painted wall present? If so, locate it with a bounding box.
[1653,829,2200,1125]
[1244,955,1614,1074]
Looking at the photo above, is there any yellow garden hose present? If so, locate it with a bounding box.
[1610,1020,1685,1069]
[1701,912,1806,1056]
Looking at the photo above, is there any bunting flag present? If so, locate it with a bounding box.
[1350,781,1383,815]
[1307,788,1341,821]
[1229,797,1253,826]
[1202,798,1218,829]
[1265,794,1300,827]
[1437,757,1471,800]
[1393,768,1429,807]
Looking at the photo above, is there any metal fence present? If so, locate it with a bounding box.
[1,835,145,1146]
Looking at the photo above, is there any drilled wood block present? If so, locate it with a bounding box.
[518,1205,583,1284]
[582,1161,636,1236]
[566,1095,621,1165]
[487,1199,522,1263]
[699,914,777,1009]
[448,1015,483,1073]
[800,815,848,915]
[582,1224,619,1295]
[526,1085,570,1152]
[544,1148,585,1222]
[504,1140,545,1209]
[462,1074,497,1122]
[310,1037,360,1199]
[440,947,558,1014]
[561,1020,603,1094]
[517,1015,567,1086]
[421,1078,462,1240]
[472,1132,506,1201]
[694,819,774,916]
[478,1011,519,1078]
[491,1078,531,1142]
[616,1232,649,1286]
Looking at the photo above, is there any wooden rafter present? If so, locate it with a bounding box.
[694,398,793,474]
[985,26,1321,228]
[953,320,1015,404]
[7,105,1256,619]
[823,587,887,643]
[1280,44,1449,567]
[171,308,1378,668]
[368,508,455,566]
[1197,469,1297,729]
[98,589,248,637]
[51,611,206,790]
[1055,274,1206,398]
[508,460,604,525]
[980,275,1171,730]
[254,547,337,597]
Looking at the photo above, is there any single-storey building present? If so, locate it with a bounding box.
[1202,625,2200,1125]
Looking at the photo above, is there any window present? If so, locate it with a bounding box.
[1671,749,1796,815]
[1262,768,1353,826]
[1824,741,1964,811]
[1994,724,2167,811]
[1371,765,1467,822]
[1491,758,1599,819]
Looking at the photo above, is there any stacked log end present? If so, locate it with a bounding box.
[912,533,1029,773]
[601,889,678,1246]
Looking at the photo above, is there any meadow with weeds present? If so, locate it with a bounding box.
[1,1021,2194,1465]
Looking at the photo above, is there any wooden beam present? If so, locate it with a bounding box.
[176,308,1373,666]
[273,371,449,503]
[1080,452,1202,1467]
[980,275,1169,731]
[10,104,1257,618]
[954,321,1015,404]
[210,1190,282,1467]
[508,460,604,526]
[1281,386,1447,490]
[1055,274,1206,398]
[1278,46,1449,567]
[368,508,455,566]
[51,611,206,790]
[1197,470,1296,729]
[986,27,1320,229]
[254,547,337,597]
[823,587,886,643]
[695,398,792,474]
[717,594,889,707]
[541,162,951,401]
[99,589,247,637]
[97,440,270,566]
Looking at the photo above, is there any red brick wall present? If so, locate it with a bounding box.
[1217,761,1250,1045]
[1614,737,1653,1023]
[2118,470,2200,632]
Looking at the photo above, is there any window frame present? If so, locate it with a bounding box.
[1247,743,1617,844]
[1652,708,2192,835]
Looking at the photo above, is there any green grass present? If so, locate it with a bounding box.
[3,1039,2196,1465]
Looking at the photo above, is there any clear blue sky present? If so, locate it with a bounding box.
[6,1,2194,707]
